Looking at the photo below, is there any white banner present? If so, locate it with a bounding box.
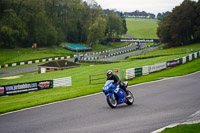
[126,68,135,80]
[149,62,167,73]
[142,66,149,75]
[12,63,17,66]
[189,54,192,61]
[194,52,197,59]
[182,56,186,64]
[28,61,32,64]
[53,77,72,88]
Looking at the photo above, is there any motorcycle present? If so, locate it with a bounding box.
[102,80,134,108]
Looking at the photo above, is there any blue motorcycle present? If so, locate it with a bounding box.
[102,80,134,108]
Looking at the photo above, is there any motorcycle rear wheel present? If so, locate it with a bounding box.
[107,95,117,108]
[126,90,134,105]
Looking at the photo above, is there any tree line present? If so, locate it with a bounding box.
[0,0,127,48]
[157,0,200,47]
[124,10,155,19]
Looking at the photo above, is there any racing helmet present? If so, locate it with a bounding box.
[107,70,113,78]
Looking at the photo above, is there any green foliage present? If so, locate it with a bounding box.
[0,0,127,48]
[87,17,106,47]
[157,0,200,46]
[106,11,124,38]
[0,9,27,47]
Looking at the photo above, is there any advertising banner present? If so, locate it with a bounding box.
[53,77,72,88]
[135,67,143,77]
[182,56,187,64]
[106,38,160,43]
[149,62,167,73]
[38,80,53,90]
[167,59,180,67]
[5,82,38,95]
[126,68,135,80]
[142,66,149,75]
[0,87,5,96]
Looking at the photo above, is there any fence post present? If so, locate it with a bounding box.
[89,75,91,84]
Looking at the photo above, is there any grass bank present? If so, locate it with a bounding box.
[128,43,200,59]
[161,123,200,133]
[126,18,159,39]
[0,56,200,114]
[0,42,129,65]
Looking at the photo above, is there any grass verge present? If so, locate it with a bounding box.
[160,123,200,133]
[0,57,200,114]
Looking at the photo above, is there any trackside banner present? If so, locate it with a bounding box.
[106,38,160,43]
[1,80,53,95]
[167,59,180,67]
[149,62,167,73]
[0,87,4,96]
[4,82,38,95]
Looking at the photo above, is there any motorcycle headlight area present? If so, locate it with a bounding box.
[104,86,109,90]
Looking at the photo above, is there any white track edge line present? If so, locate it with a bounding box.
[151,110,200,133]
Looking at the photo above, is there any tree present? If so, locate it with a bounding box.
[87,17,106,47]
[157,0,199,46]
[0,9,27,47]
[106,11,124,38]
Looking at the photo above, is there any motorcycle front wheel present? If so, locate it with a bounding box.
[106,95,117,108]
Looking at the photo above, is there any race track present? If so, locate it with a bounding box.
[0,72,200,133]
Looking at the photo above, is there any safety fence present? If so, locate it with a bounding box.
[89,68,124,85]
[0,77,72,96]
[126,51,200,80]
[89,73,105,85]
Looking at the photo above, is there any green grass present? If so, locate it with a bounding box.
[0,47,75,65]
[0,51,194,86]
[126,18,159,39]
[161,123,200,133]
[0,53,200,113]
[0,42,129,65]
[92,42,129,51]
[128,43,200,59]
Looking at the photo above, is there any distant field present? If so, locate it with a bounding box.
[126,18,159,39]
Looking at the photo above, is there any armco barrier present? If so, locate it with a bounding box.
[126,51,200,80]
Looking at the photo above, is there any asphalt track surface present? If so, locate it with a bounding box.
[0,72,200,133]
[0,66,38,77]
[103,47,157,61]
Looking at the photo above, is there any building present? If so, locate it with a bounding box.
[38,60,80,74]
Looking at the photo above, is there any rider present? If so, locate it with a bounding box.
[106,70,128,95]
